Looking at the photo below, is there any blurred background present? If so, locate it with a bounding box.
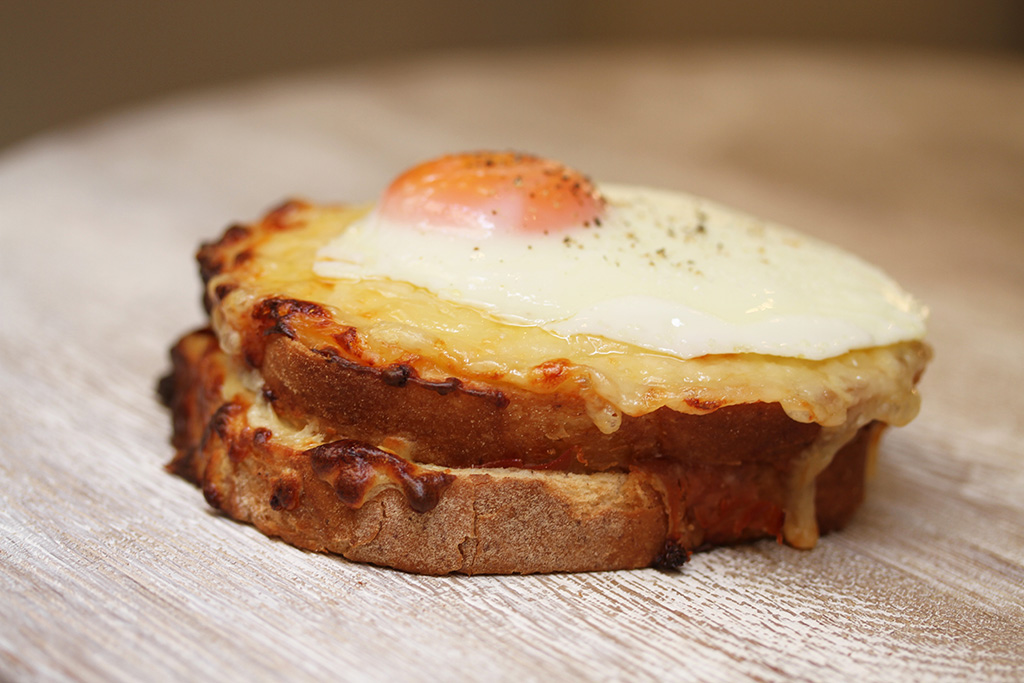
[2,0,1022,152]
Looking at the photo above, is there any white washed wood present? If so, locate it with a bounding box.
[1,46,1022,682]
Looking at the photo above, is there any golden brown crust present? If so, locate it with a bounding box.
[164,329,873,574]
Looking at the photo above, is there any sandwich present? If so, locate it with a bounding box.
[160,151,930,574]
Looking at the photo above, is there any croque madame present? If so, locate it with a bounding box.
[160,151,930,574]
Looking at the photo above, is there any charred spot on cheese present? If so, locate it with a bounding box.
[213,282,237,303]
[201,401,244,455]
[251,297,333,353]
[202,481,224,510]
[263,199,312,232]
[197,224,251,281]
[529,359,573,389]
[220,223,253,245]
[332,326,364,357]
[307,439,455,513]
[199,400,253,466]
[684,396,723,413]
[380,363,413,387]
[307,345,511,409]
[269,475,302,511]
[252,427,273,446]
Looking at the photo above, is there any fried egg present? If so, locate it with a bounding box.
[314,152,927,361]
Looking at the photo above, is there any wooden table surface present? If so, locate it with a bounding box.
[2,45,1022,682]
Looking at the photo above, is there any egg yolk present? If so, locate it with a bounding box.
[378,151,605,236]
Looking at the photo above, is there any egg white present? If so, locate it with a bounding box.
[313,184,927,361]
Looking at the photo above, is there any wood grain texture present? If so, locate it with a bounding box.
[1,45,1022,682]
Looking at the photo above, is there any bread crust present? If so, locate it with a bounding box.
[163,329,874,575]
